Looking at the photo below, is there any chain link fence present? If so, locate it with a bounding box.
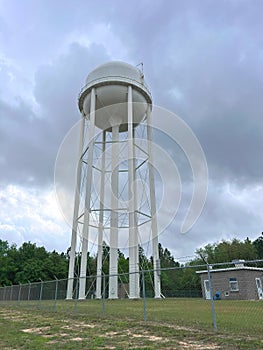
[1,260,263,334]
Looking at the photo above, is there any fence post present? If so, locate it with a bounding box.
[207,263,217,332]
[102,272,105,318]
[10,284,13,302]
[38,279,43,309]
[3,285,6,303]
[74,275,79,314]
[53,276,58,312]
[27,281,31,304]
[142,270,147,321]
[18,283,21,304]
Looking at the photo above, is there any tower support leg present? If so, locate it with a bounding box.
[146,106,161,298]
[66,112,85,300]
[96,130,106,299]
[79,88,96,299]
[128,86,140,299]
[109,123,119,299]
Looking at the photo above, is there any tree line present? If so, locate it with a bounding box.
[193,234,263,264]
[0,241,68,286]
[0,234,262,293]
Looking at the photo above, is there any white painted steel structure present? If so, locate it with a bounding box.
[66,61,161,300]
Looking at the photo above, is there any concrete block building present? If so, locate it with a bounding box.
[197,266,263,300]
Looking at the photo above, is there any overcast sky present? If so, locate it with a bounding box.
[0,0,263,261]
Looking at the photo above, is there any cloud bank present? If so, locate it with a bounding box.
[0,0,262,259]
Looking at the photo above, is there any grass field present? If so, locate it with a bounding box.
[0,298,263,349]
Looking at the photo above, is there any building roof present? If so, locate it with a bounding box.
[196,266,263,274]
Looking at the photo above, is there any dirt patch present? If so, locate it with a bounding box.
[59,333,68,337]
[71,337,84,341]
[2,315,26,321]
[104,331,119,336]
[178,340,220,349]
[62,322,96,330]
[126,330,169,343]
[22,326,51,334]
[46,340,61,345]
[150,320,204,333]
[148,335,168,342]
[0,310,27,322]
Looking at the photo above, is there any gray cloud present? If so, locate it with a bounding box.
[0,0,263,255]
[0,43,109,186]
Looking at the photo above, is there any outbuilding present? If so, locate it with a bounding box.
[196,264,263,300]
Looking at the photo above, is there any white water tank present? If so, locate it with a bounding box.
[78,61,152,132]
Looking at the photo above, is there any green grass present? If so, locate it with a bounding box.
[0,298,263,349]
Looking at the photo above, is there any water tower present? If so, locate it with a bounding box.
[66,61,161,300]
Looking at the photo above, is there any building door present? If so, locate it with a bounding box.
[255,278,263,300]
[204,280,211,300]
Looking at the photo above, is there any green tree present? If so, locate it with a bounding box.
[158,243,180,295]
[158,243,179,268]
[253,233,263,259]
[14,242,50,283]
[195,238,257,265]
[46,251,68,280]
[0,240,17,286]
[0,241,70,285]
